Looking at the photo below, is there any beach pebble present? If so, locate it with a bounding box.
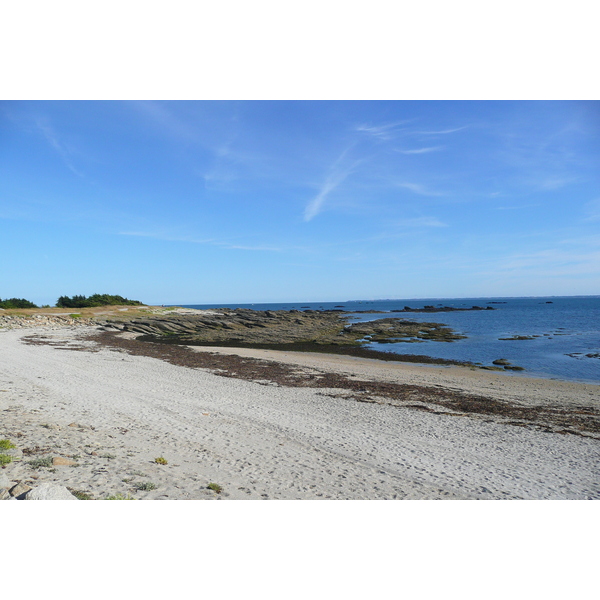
[52,456,78,466]
[23,483,78,500]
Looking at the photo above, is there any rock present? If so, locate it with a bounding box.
[493,359,511,366]
[43,423,61,430]
[23,483,78,500]
[9,482,32,498]
[0,488,12,500]
[0,472,10,488]
[52,456,77,466]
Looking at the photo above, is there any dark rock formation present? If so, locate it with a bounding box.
[390,305,495,313]
[106,308,467,346]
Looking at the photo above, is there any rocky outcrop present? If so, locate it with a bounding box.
[104,309,466,346]
[344,318,467,343]
[0,314,97,330]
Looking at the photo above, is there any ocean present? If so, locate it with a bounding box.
[178,296,600,384]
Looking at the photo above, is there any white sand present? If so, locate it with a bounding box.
[1,326,599,499]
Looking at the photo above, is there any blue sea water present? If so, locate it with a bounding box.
[178,297,600,384]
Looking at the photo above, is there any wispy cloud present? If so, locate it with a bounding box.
[397,182,445,197]
[35,118,83,177]
[304,146,361,221]
[538,176,578,190]
[132,101,199,143]
[355,120,412,140]
[497,247,600,275]
[395,146,443,155]
[413,126,468,135]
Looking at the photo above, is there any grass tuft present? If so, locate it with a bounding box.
[154,456,168,465]
[71,490,94,500]
[207,483,223,494]
[0,439,16,450]
[0,454,13,466]
[105,493,136,500]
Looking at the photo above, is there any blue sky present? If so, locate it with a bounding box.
[1,100,599,306]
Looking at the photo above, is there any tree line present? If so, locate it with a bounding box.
[1,294,143,309]
[0,298,38,309]
[56,294,143,308]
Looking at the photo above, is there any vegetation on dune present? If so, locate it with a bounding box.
[0,298,38,309]
[56,294,144,308]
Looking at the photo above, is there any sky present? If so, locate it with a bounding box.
[1,100,599,306]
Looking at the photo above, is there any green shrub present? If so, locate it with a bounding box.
[27,456,53,469]
[154,456,168,465]
[134,482,157,491]
[0,439,16,450]
[207,483,222,494]
[0,454,13,466]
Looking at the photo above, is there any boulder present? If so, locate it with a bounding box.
[23,483,78,500]
[9,482,32,498]
[492,359,511,366]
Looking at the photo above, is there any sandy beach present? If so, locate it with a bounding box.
[1,323,599,500]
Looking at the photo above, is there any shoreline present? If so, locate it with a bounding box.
[2,304,597,384]
[1,324,599,500]
[138,336,600,386]
[182,344,600,410]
